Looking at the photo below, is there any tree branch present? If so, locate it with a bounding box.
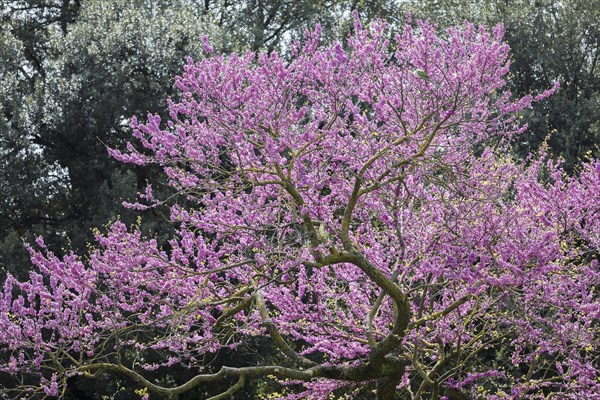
[408,294,473,329]
[254,286,316,368]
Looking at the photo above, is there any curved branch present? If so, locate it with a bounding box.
[206,374,246,400]
[254,287,316,368]
[408,294,473,330]
[70,360,380,398]
[274,164,323,253]
[307,250,412,368]
[366,263,408,347]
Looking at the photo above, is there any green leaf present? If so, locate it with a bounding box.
[415,69,429,79]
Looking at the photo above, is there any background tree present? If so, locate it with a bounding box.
[2,18,598,400]
[0,0,222,277]
[0,2,76,279]
[195,0,401,52]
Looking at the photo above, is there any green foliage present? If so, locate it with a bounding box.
[0,0,219,274]
[201,0,401,52]
[0,29,71,278]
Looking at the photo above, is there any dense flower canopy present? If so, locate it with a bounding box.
[1,15,598,400]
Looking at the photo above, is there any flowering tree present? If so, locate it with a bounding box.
[1,15,599,400]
